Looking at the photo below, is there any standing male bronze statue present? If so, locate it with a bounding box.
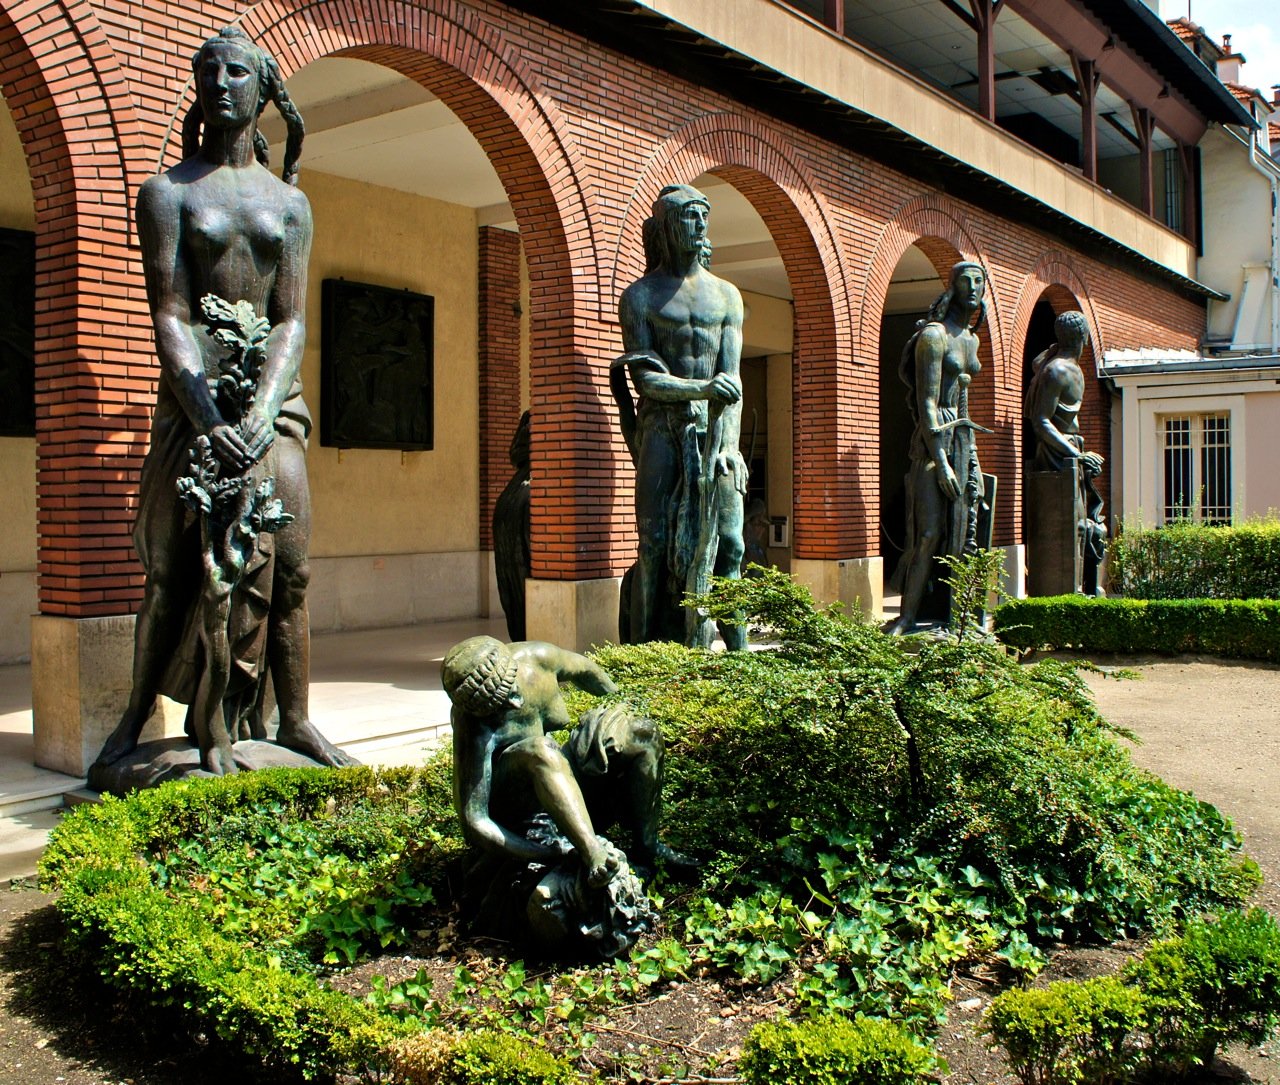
[612,184,748,648]
[1024,309,1106,595]
[886,261,991,635]
[91,27,351,784]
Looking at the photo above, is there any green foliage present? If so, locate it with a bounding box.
[939,546,1007,639]
[985,976,1145,1085]
[1110,516,1280,600]
[994,595,1280,662]
[1123,908,1280,1072]
[390,1028,584,1085]
[740,1015,946,1085]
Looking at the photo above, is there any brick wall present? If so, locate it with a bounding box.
[477,227,523,552]
[1,0,1205,616]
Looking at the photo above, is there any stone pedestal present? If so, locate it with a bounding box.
[791,556,883,620]
[525,576,622,652]
[1026,467,1080,597]
[31,614,183,777]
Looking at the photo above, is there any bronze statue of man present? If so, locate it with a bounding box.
[612,184,748,648]
[886,261,989,635]
[92,27,351,777]
[1024,309,1106,593]
[445,636,688,880]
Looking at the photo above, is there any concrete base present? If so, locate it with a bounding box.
[791,556,884,620]
[525,576,622,652]
[31,614,184,778]
[1002,543,1027,600]
[308,550,490,632]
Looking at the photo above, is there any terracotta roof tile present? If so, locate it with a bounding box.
[1167,17,1200,43]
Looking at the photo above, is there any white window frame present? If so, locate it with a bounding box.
[1156,410,1233,525]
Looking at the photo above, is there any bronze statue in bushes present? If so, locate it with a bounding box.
[1025,309,1106,594]
[611,184,748,649]
[445,635,694,957]
[89,27,352,794]
[886,261,992,635]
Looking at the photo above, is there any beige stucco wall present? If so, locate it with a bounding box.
[0,90,37,660]
[1245,389,1280,517]
[297,171,484,628]
[301,170,479,558]
[1199,126,1275,345]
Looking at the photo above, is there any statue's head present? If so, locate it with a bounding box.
[182,26,305,185]
[1054,310,1089,353]
[927,260,988,326]
[442,636,521,715]
[645,184,711,272]
[192,27,277,121]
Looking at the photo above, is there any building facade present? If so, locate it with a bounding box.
[0,0,1253,772]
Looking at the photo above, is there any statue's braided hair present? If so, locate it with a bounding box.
[181,26,306,186]
[442,636,520,716]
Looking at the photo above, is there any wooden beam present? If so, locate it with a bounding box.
[1069,52,1101,180]
[970,0,1003,122]
[940,0,978,33]
[823,0,844,36]
[1131,104,1156,215]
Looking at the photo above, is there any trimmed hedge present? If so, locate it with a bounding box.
[994,596,1280,662]
[1110,518,1280,600]
[740,1015,946,1085]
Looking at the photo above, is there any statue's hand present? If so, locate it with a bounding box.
[704,371,742,405]
[1079,451,1104,476]
[716,450,750,494]
[207,422,253,473]
[240,410,276,462]
[935,460,961,501]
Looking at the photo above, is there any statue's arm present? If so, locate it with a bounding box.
[243,187,314,459]
[915,325,960,499]
[453,712,556,862]
[520,641,618,698]
[137,179,223,435]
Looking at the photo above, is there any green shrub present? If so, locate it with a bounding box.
[985,976,1145,1085]
[994,595,1280,662]
[1124,908,1280,1073]
[740,1015,945,1085]
[1110,517,1280,600]
[390,1029,584,1085]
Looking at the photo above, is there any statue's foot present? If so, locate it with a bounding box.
[882,616,914,637]
[275,719,358,768]
[93,720,142,767]
[202,743,239,777]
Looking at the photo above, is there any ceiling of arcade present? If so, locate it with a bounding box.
[260,56,944,345]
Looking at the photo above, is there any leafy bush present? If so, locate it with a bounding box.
[390,1029,584,1085]
[985,976,1145,1085]
[1110,517,1280,600]
[1124,908,1280,1073]
[740,1015,945,1085]
[994,595,1280,662]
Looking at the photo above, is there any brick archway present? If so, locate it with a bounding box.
[613,113,864,557]
[0,1,150,616]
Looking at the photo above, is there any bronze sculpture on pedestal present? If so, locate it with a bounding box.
[90,27,352,791]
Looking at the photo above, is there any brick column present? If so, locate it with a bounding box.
[477,226,523,552]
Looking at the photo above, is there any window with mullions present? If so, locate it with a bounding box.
[1161,412,1232,525]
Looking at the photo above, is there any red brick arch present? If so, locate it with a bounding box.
[610,113,865,556]
[0,1,151,616]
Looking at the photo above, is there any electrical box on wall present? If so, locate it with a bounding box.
[769,515,790,548]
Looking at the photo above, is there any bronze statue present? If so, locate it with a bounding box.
[493,410,531,641]
[1024,310,1106,595]
[446,636,690,956]
[886,261,991,635]
[90,27,351,784]
[612,184,748,649]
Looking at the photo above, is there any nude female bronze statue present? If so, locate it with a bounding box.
[612,185,748,649]
[91,27,351,780]
[886,261,990,635]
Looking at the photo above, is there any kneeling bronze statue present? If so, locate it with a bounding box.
[444,636,692,958]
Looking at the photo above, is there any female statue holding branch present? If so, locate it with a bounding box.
[93,27,351,779]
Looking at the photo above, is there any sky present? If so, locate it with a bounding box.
[1164,0,1280,93]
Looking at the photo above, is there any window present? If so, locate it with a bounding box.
[1160,412,1232,525]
